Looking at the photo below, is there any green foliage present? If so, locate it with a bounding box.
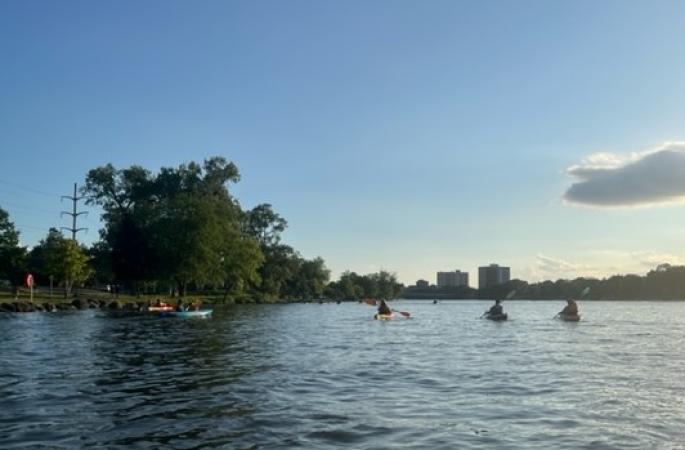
[31,229,92,297]
[255,244,301,301]
[83,157,320,301]
[0,207,27,291]
[468,265,685,300]
[326,270,403,300]
[244,204,287,247]
[0,207,19,249]
[283,256,330,300]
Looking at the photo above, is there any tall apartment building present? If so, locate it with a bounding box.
[436,270,469,288]
[478,264,510,289]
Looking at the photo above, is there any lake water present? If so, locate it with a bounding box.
[1,300,684,449]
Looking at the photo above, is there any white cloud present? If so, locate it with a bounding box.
[563,142,685,207]
[520,251,685,282]
[627,251,683,270]
[522,254,597,281]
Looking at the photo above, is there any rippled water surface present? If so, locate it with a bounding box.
[2,301,685,449]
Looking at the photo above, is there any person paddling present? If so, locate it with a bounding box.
[377,299,392,316]
[486,299,504,317]
[176,299,188,312]
[559,299,579,317]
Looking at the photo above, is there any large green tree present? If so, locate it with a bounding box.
[33,229,92,298]
[84,157,264,298]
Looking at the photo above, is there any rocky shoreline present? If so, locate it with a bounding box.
[0,299,154,313]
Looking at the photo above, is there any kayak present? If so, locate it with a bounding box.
[486,313,508,321]
[374,313,394,320]
[558,314,580,322]
[160,309,213,318]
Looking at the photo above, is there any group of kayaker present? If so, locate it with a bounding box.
[175,298,202,312]
[481,298,580,321]
[372,296,581,321]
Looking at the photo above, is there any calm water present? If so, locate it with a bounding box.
[1,301,685,449]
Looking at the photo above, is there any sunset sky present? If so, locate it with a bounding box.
[2,0,685,285]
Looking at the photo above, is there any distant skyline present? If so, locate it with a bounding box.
[2,1,685,284]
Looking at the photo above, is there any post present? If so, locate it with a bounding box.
[61,182,88,241]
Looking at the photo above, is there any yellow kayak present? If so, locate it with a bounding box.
[374,313,394,320]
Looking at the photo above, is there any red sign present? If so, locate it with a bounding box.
[25,273,34,288]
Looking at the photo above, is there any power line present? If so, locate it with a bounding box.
[0,198,62,216]
[0,178,59,198]
[15,223,53,232]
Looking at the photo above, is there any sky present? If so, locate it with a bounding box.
[2,0,685,286]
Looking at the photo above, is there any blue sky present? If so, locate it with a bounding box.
[2,0,685,285]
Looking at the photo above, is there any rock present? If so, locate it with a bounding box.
[34,304,45,312]
[56,303,74,310]
[107,301,121,310]
[0,303,17,312]
[71,298,89,309]
[87,299,98,309]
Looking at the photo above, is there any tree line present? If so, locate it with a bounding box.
[404,264,685,300]
[0,157,399,302]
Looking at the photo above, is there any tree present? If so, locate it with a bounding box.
[244,204,287,247]
[283,257,330,300]
[218,231,264,302]
[326,271,402,301]
[39,230,92,298]
[256,244,301,301]
[372,270,403,300]
[153,193,243,296]
[0,207,27,294]
[84,157,262,298]
[84,164,157,291]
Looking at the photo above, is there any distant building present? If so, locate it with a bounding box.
[416,279,430,288]
[437,270,469,288]
[478,264,510,289]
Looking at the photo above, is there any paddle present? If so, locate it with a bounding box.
[481,290,516,318]
[392,309,411,318]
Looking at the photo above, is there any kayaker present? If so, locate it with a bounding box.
[377,299,392,315]
[559,299,578,316]
[487,299,504,316]
[175,299,187,312]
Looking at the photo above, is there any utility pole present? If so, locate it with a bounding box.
[61,182,88,241]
